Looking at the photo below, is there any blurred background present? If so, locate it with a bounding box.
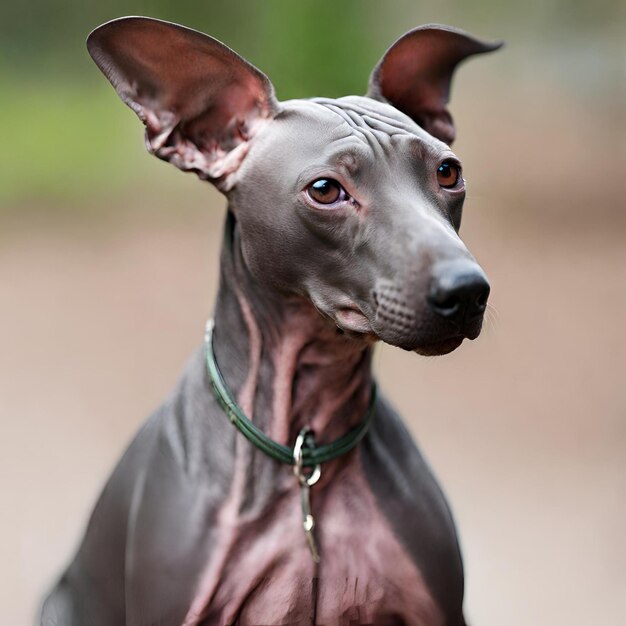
[1,1,624,624]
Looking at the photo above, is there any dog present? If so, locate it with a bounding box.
[41,16,500,626]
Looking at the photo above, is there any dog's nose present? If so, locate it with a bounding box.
[428,261,490,326]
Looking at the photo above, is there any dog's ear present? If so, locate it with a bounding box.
[367,25,502,145]
[87,17,279,190]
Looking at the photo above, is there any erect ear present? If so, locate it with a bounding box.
[367,25,502,145]
[87,17,279,190]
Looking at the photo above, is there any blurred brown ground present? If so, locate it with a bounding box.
[1,55,625,626]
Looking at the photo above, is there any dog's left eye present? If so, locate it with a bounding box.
[437,161,462,189]
[306,179,347,205]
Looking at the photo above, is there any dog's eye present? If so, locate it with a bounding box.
[307,179,345,205]
[437,161,462,189]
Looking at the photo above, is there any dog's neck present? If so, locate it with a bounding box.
[212,212,373,449]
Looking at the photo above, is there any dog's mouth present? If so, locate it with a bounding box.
[331,298,482,359]
[412,336,465,356]
[334,306,469,356]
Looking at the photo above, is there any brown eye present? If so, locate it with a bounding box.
[307,178,344,205]
[437,161,462,189]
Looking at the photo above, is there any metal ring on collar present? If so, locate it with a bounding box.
[293,428,321,487]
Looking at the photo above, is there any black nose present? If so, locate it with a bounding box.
[428,261,490,326]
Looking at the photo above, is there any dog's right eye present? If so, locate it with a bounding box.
[437,160,462,189]
[307,179,345,205]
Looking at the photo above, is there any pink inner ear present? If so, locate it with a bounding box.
[382,45,453,107]
[375,37,459,144]
[88,17,279,186]
[367,25,502,145]
[183,81,268,153]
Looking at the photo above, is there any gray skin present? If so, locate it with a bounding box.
[41,17,501,626]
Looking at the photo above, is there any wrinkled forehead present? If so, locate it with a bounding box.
[262,96,450,167]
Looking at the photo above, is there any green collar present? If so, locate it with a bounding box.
[204,320,376,467]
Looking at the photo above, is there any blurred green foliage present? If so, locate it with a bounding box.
[0,0,623,211]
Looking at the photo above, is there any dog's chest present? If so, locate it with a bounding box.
[198,465,443,626]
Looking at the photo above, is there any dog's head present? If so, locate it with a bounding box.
[88,18,501,355]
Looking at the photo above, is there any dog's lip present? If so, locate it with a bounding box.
[412,336,464,356]
[335,306,374,335]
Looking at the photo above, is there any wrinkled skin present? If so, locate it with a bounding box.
[232,95,485,355]
[41,17,500,626]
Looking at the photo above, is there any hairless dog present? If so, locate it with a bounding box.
[41,17,501,626]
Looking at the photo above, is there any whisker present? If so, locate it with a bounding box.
[486,301,499,315]
[484,301,499,331]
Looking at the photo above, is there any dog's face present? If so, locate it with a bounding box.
[88,18,500,355]
[232,96,485,355]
